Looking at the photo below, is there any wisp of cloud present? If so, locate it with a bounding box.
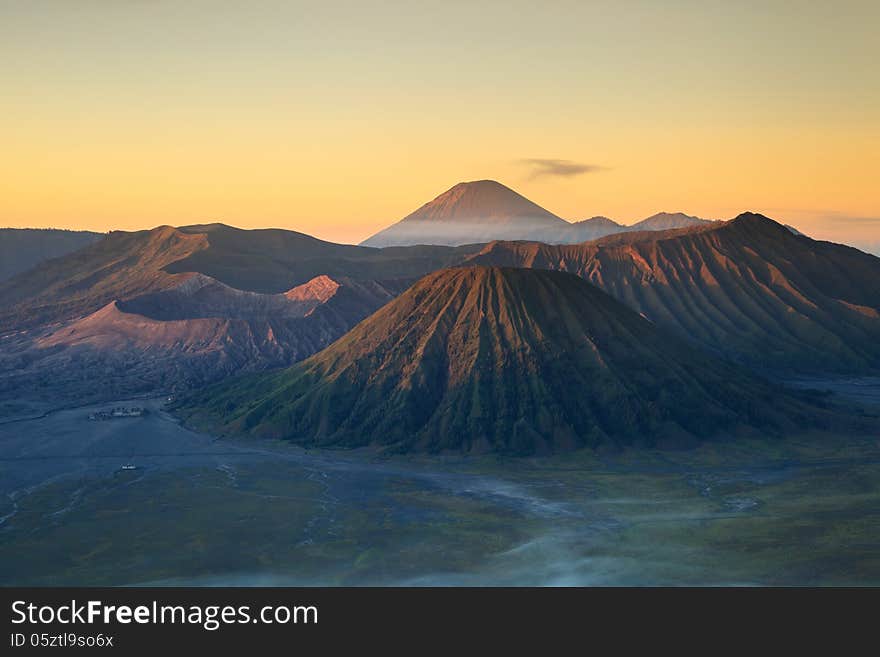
[519,158,606,181]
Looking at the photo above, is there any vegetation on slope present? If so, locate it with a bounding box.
[178,267,839,455]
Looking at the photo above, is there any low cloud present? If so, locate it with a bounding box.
[518,158,606,181]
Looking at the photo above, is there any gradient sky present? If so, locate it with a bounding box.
[1,1,878,247]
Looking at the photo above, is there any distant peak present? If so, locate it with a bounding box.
[724,212,795,239]
[630,212,712,231]
[642,211,704,222]
[405,179,564,223]
[360,179,567,247]
[729,212,781,227]
[732,211,772,222]
[439,179,533,199]
[454,179,506,187]
[574,216,621,226]
[649,211,691,218]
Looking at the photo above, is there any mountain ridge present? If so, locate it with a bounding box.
[176,266,839,454]
[0,224,482,332]
[466,212,880,373]
[0,272,409,407]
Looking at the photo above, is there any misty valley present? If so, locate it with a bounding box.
[2,390,880,586]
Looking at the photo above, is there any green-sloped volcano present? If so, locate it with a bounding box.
[177,266,827,454]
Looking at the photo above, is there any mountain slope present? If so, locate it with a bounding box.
[177,267,829,455]
[361,180,570,247]
[166,223,482,293]
[0,224,481,332]
[0,228,104,282]
[0,274,408,406]
[0,226,208,332]
[466,213,880,373]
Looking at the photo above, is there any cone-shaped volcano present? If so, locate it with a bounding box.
[179,266,821,454]
[361,180,570,247]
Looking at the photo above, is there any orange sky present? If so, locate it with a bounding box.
[1,1,878,249]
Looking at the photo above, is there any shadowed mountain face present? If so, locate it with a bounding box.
[0,273,409,407]
[0,226,210,333]
[0,223,479,413]
[177,267,829,455]
[468,213,880,373]
[165,223,483,293]
[0,224,481,333]
[0,228,103,282]
[361,180,571,247]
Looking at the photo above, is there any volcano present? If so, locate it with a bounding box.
[468,213,880,373]
[178,266,824,455]
[628,212,713,231]
[360,180,571,247]
[0,223,480,332]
